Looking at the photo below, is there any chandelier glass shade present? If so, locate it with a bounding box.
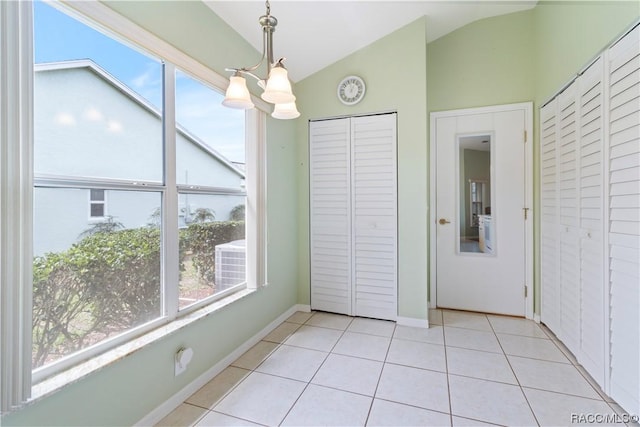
[271,101,300,119]
[222,1,299,119]
[221,74,255,109]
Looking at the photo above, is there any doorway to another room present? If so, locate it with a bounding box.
[430,103,533,318]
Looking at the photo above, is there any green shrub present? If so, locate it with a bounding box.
[32,221,245,367]
[32,227,162,367]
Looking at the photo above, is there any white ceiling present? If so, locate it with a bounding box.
[204,1,537,82]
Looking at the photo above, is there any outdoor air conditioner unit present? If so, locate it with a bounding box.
[214,239,246,291]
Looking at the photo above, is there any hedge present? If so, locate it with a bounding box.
[32,221,244,368]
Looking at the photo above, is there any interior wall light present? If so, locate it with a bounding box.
[222,0,300,119]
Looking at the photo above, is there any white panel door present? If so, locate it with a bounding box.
[577,57,605,386]
[434,104,531,316]
[351,114,397,320]
[540,99,561,333]
[608,24,640,416]
[309,118,352,315]
[557,81,581,355]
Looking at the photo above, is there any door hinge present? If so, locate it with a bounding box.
[524,130,528,143]
[524,285,528,298]
[523,207,529,220]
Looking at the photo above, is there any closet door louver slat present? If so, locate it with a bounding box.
[608,24,640,416]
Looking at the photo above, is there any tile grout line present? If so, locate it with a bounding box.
[362,321,397,426]
[178,310,627,427]
[488,321,623,415]
[204,311,308,426]
[503,323,615,404]
[276,312,355,426]
[441,313,455,427]
[209,341,285,424]
[487,314,542,427]
[209,409,269,427]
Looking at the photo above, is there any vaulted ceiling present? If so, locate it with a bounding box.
[205,1,538,82]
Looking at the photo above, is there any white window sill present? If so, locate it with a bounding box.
[28,287,256,404]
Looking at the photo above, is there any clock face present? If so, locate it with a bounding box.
[338,75,366,105]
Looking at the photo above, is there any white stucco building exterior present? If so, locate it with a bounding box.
[33,60,245,255]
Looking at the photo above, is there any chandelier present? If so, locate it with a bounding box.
[222,0,300,119]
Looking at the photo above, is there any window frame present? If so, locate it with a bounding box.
[1,0,268,410]
[0,0,34,412]
[89,188,106,219]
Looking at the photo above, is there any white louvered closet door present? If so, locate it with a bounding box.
[557,82,581,355]
[577,57,605,386]
[310,113,398,321]
[540,60,607,388]
[309,118,352,315]
[540,99,561,334]
[608,24,640,416]
[351,114,397,320]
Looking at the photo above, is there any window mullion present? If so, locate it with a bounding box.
[245,109,267,289]
[162,62,179,318]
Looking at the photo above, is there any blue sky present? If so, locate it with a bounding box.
[34,1,245,164]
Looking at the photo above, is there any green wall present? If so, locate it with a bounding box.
[534,1,640,105]
[3,1,299,426]
[294,17,429,321]
[427,9,536,113]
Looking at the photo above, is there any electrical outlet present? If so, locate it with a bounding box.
[174,347,194,376]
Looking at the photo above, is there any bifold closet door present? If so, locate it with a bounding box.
[540,57,606,387]
[539,22,639,415]
[309,118,352,315]
[310,114,398,321]
[351,114,397,320]
[608,24,639,415]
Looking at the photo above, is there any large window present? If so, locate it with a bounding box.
[0,0,265,397]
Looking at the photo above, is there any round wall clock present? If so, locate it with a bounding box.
[337,75,366,105]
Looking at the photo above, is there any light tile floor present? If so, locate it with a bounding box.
[157,309,637,427]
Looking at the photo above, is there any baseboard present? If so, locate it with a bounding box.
[135,304,302,426]
[396,316,429,329]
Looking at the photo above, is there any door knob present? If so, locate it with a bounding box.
[439,218,451,225]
